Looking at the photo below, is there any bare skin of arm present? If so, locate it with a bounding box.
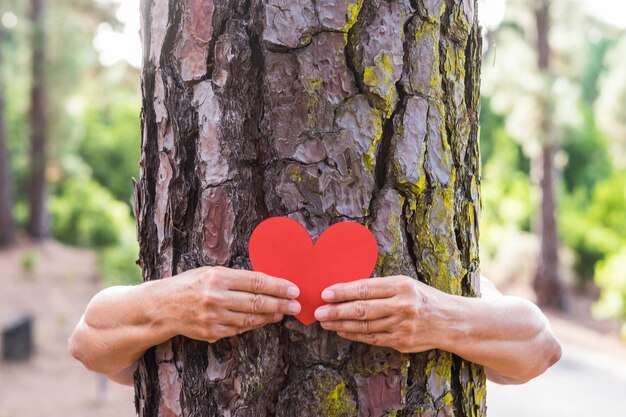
[68,266,302,386]
[315,276,562,385]
[70,267,560,387]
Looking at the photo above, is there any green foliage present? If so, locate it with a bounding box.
[478,97,503,165]
[560,171,626,281]
[593,246,626,336]
[479,119,534,261]
[2,0,142,286]
[480,0,626,314]
[50,176,141,285]
[596,36,626,169]
[562,103,612,194]
[98,228,142,286]
[50,177,133,248]
[78,95,141,203]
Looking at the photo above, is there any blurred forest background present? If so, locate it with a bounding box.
[0,0,625,415]
[0,0,141,284]
[1,0,625,332]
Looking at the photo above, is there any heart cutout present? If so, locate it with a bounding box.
[248,217,379,325]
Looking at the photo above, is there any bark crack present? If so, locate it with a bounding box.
[248,27,271,221]
[401,195,421,281]
[163,3,200,275]
[344,23,365,96]
[450,355,469,417]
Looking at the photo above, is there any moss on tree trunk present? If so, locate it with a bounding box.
[134,1,485,416]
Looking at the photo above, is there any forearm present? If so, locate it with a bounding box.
[68,281,175,380]
[434,292,561,384]
[69,267,302,386]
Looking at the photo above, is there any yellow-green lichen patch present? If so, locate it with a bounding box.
[363,51,398,118]
[291,166,303,183]
[404,19,442,98]
[297,31,357,130]
[419,0,447,24]
[428,186,464,295]
[363,114,384,171]
[399,354,411,398]
[425,351,454,413]
[307,76,324,93]
[306,93,325,129]
[343,0,363,32]
[405,184,464,296]
[349,2,410,117]
[370,188,418,277]
[356,361,393,378]
[322,380,356,417]
[376,211,409,274]
[460,362,487,417]
[317,0,363,33]
[391,96,429,196]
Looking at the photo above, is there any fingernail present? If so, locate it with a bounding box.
[315,307,328,320]
[287,286,300,298]
[288,301,301,314]
[321,289,334,301]
[274,313,284,321]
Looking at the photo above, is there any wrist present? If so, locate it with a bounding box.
[427,290,471,352]
[139,279,179,341]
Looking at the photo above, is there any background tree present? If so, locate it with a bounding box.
[533,0,563,308]
[0,24,16,247]
[134,0,485,416]
[26,0,49,238]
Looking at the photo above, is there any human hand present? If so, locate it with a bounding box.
[163,266,301,343]
[313,276,445,353]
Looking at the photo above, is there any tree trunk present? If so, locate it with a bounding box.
[134,1,485,416]
[533,0,564,309]
[27,0,50,239]
[0,27,16,248]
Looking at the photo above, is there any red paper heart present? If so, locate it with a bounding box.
[249,217,378,325]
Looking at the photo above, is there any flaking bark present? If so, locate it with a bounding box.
[134,1,486,416]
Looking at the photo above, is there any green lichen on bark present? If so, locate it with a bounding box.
[323,380,356,417]
[343,0,364,32]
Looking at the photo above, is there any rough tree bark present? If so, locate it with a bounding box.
[0,26,16,247]
[134,1,485,416]
[27,0,50,239]
[533,0,564,309]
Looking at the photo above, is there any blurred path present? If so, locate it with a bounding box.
[487,342,626,417]
[0,241,134,417]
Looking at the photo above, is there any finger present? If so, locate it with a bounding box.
[319,316,399,334]
[224,269,300,299]
[321,278,397,302]
[335,331,394,348]
[195,324,239,343]
[314,299,394,321]
[225,291,301,315]
[220,311,284,330]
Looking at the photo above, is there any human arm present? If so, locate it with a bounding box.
[314,276,561,385]
[68,266,301,386]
